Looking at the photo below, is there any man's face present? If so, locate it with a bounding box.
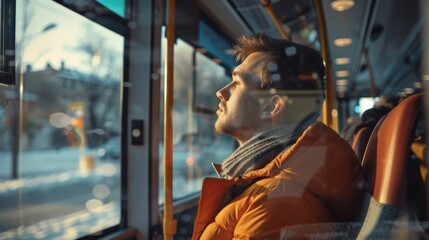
[215,52,269,144]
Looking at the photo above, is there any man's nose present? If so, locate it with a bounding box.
[216,86,229,101]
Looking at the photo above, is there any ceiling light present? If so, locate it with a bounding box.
[404,88,414,94]
[331,0,355,11]
[335,58,350,65]
[334,38,352,47]
[414,82,422,88]
[336,71,349,77]
[336,79,348,86]
[337,86,348,92]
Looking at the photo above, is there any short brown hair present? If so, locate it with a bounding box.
[233,32,325,95]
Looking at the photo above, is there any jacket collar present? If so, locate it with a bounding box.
[211,162,223,177]
[213,121,343,188]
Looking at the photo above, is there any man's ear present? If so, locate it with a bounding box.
[260,95,285,120]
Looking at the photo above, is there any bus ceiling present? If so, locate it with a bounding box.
[195,0,424,99]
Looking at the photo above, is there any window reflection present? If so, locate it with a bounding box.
[0,1,123,239]
[158,31,235,203]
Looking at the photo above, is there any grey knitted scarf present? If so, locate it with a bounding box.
[221,124,303,179]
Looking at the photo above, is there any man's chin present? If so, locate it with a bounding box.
[214,122,223,134]
[215,123,235,136]
[214,121,227,134]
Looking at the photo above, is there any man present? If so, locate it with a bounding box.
[192,33,363,239]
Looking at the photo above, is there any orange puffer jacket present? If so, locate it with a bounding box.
[192,122,364,240]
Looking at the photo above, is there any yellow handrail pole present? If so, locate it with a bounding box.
[163,0,177,239]
[313,0,338,132]
[260,0,290,40]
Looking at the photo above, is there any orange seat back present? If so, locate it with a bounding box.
[361,93,423,209]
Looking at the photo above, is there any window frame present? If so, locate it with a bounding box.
[2,0,135,238]
[53,0,130,36]
[0,0,15,85]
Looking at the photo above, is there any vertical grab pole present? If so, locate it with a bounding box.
[260,0,290,40]
[313,0,338,132]
[163,0,177,239]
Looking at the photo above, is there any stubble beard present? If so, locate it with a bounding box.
[214,116,227,134]
[214,113,242,136]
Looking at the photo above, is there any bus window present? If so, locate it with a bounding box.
[357,97,378,115]
[0,0,123,238]
[158,29,235,203]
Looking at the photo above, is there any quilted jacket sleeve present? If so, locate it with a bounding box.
[232,179,334,239]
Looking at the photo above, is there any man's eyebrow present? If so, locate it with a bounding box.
[232,69,240,77]
[232,69,247,79]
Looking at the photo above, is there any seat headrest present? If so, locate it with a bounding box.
[361,93,423,208]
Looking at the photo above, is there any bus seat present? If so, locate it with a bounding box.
[350,126,372,162]
[280,94,425,239]
[342,110,390,162]
[356,93,426,239]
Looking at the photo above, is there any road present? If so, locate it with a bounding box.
[0,157,120,239]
